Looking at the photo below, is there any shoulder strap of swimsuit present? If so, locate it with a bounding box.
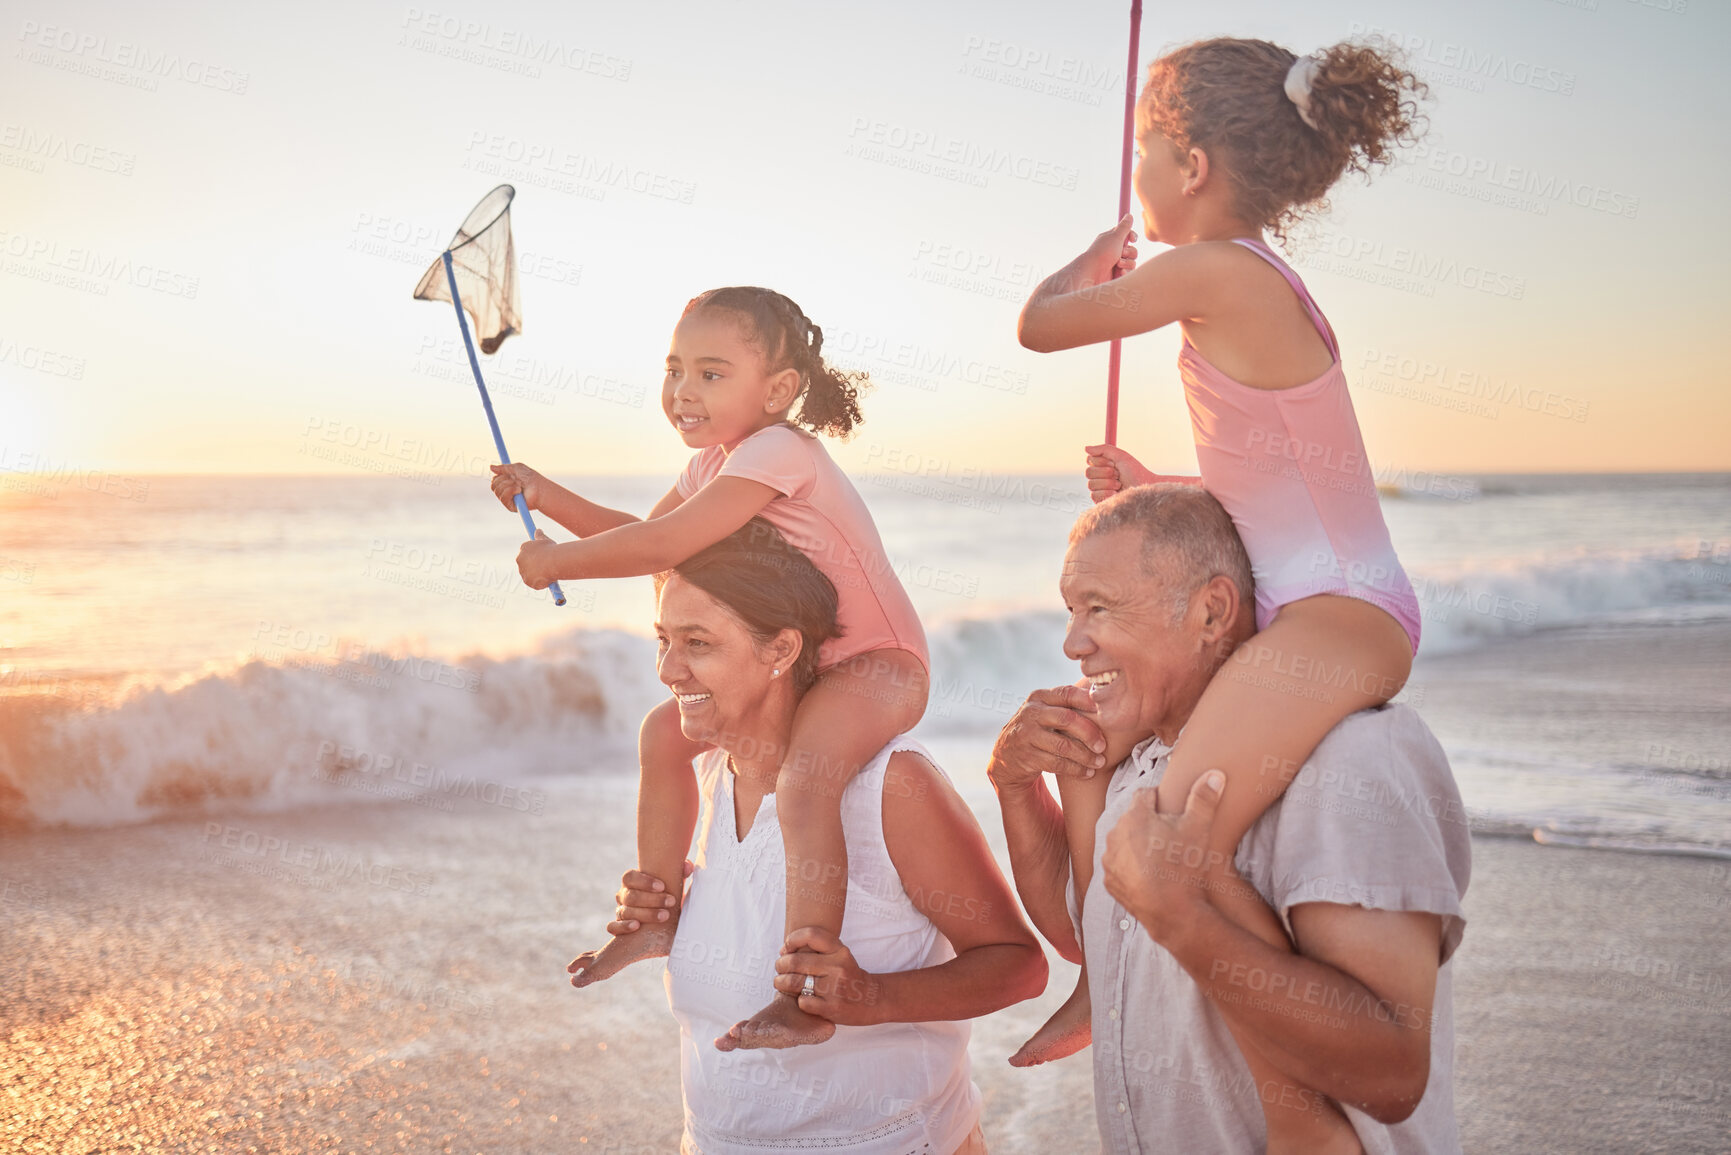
[1230,237,1340,360]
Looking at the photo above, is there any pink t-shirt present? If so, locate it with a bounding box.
[675,424,928,672]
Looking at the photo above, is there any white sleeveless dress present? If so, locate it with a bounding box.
[664,736,982,1155]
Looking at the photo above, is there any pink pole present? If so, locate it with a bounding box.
[1104,0,1142,446]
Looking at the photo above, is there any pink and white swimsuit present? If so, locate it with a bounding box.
[1177,237,1422,654]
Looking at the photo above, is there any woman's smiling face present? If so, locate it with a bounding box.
[655,574,788,749]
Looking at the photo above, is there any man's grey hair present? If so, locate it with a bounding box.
[1068,484,1255,622]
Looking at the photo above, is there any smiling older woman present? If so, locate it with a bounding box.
[573,518,1047,1155]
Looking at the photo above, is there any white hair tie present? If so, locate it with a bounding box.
[1284,55,1322,130]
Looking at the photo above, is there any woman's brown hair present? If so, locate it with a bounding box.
[1138,37,1429,244]
[656,517,840,692]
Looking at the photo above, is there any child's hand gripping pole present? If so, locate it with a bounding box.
[441,250,567,607]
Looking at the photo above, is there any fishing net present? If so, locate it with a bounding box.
[412,184,521,354]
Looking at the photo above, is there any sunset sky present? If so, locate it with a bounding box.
[2,0,1726,482]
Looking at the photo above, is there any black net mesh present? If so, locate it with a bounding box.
[412,184,521,354]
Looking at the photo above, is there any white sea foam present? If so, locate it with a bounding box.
[5,542,1730,842]
[0,630,663,830]
[1412,542,1731,653]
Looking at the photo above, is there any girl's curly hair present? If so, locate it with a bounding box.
[1138,37,1429,244]
[682,286,870,439]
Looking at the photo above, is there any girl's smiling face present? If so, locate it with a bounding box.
[662,309,803,450]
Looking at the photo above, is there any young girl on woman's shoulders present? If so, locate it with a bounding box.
[495,287,929,1051]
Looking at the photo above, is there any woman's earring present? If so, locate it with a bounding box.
[772,668,780,678]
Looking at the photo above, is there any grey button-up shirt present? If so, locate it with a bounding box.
[1070,703,1472,1154]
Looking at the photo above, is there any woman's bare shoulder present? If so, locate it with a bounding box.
[882,748,972,831]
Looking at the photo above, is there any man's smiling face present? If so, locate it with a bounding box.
[1060,526,1211,747]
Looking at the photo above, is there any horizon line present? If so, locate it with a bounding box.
[4,468,1730,480]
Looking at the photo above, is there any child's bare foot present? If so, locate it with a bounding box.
[714,992,836,1051]
[568,921,676,988]
[1009,972,1092,1066]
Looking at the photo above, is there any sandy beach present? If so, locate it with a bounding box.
[4,763,1728,1154]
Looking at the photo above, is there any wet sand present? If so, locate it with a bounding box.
[1450,837,1731,1152]
[4,772,1729,1154]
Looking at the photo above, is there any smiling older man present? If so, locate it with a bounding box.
[990,484,1471,1153]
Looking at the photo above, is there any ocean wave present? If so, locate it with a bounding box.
[1409,541,1731,653]
[0,630,663,830]
[1528,825,1731,861]
[1463,815,1731,859]
[1454,472,1731,500]
[0,614,1081,830]
[923,611,1072,734]
[5,542,1728,832]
